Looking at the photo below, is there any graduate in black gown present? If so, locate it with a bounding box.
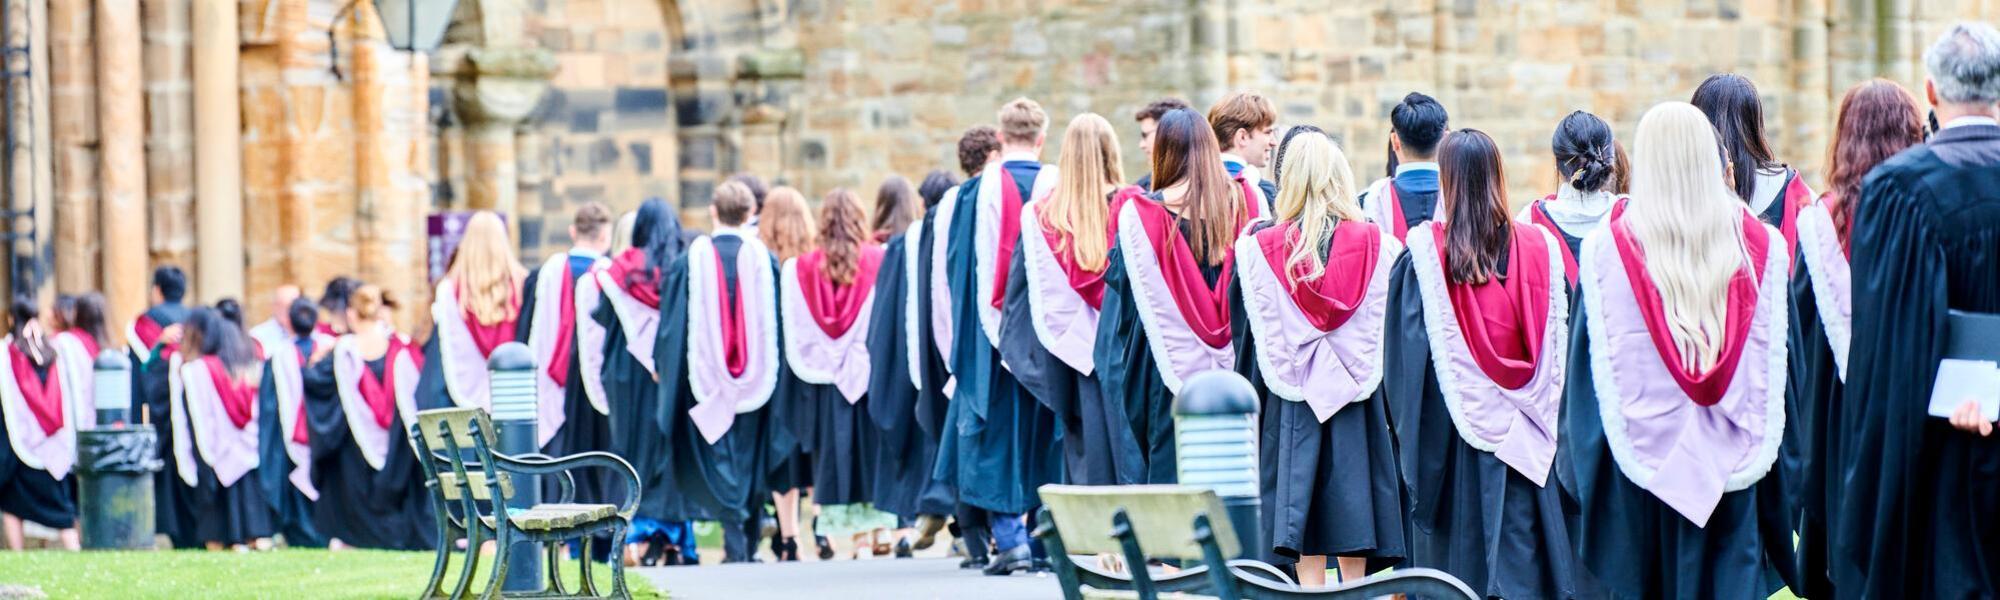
[1786,79,1925,599]
[928,127,995,568]
[256,297,332,547]
[128,266,191,545]
[1384,130,1580,599]
[752,187,821,563]
[0,296,83,550]
[1838,25,2000,596]
[303,284,434,550]
[780,188,899,558]
[156,305,274,549]
[1517,112,1621,289]
[416,211,528,413]
[899,171,964,556]
[1093,107,1267,489]
[862,175,951,557]
[998,113,1136,493]
[1692,74,1819,255]
[937,98,1065,575]
[1562,104,1798,599]
[520,203,617,518]
[652,188,788,563]
[1359,94,1447,244]
[1232,128,1407,585]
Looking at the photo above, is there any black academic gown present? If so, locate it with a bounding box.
[136,348,196,548]
[256,338,324,547]
[937,164,1061,515]
[1230,224,1407,571]
[592,279,689,523]
[998,239,1112,487]
[304,355,436,550]
[1383,255,1580,600]
[1091,207,1223,486]
[155,359,274,546]
[908,206,959,508]
[521,253,617,509]
[864,232,958,519]
[655,235,784,524]
[1835,126,2000,598]
[0,360,77,530]
[1787,254,1842,599]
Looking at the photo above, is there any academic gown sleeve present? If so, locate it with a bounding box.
[515,268,541,342]
[1383,254,1450,531]
[865,234,917,434]
[996,238,1068,425]
[1091,245,1165,485]
[414,329,452,411]
[256,363,288,513]
[1786,256,1841,599]
[911,212,952,440]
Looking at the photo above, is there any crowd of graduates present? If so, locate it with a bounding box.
[4,20,2000,600]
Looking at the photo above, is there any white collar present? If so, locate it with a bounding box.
[1396,162,1440,176]
[711,225,749,239]
[1944,115,2000,130]
[567,247,606,261]
[999,150,1041,164]
[1220,152,1248,167]
[1546,185,1617,232]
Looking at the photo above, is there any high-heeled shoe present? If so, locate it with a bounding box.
[815,535,835,560]
[777,537,800,562]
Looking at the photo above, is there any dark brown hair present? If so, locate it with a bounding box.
[1437,129,1512,285]
[1691,73,1779,203]
[1825,79,1924,249]
[572,201,614,238]
[871,176,918,236]
[817,188,870,286]
[1133,98,1191,123]
[956,125,1001,177]
[1149,108,1243,266]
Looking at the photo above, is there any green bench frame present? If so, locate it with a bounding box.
[412,407,642,599]
[1035,485,1480,600]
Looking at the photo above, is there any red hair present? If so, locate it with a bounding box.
[1824,80,1924,250]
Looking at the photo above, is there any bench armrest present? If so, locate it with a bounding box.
[493,451,642,517]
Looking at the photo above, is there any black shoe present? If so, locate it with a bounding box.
[815,535,835,560]
[958,555,989,569]
[894,538,913,559]
[777,536,799,562]
[912,514,947,551]
[1029,557,1053,573]
[983,545,1032,576]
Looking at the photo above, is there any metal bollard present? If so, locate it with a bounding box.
[77,349,159,550]
[1172,370,1261,559]
[486,342,542,592]
[93,350,132,426]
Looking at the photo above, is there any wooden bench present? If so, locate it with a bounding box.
[412,407,641,599]
[1035,485,1480,600]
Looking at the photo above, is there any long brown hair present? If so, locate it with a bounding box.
[759,187,817,262]
[1044,113,1124,272]
[817,188,871,286]
[871,176,919,236]
[1825,79,1924,249]
[1437,129,1512,285]
[1149,108,1242,266]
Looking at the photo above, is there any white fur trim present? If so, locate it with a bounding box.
[903,220,925,390]
[930,188,958,368]
[0,337,70,477]
[429,279,493,411]
[1404,225,1570,486]
[176,357,260,488]
[51,332,95,436]
[1018,198,1102,375]
[1233,229,1402,421]
[126,320,148,359]
[1794,202,1851,381]
[574,275,611,416]
[264,345,318,499]
[330,336,420,471]
[973,162,1060,350]
[1360,177,1396,236]
[527,253,601,447]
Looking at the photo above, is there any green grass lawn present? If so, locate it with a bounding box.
[0,548,664,599]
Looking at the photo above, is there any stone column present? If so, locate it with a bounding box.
[192,0,241,302]
[3,0,38,302]
[96,0,146,325]
[143,0,195,293]
[48,0,93,295]
[27,0,51,304]
[449,47,553,246]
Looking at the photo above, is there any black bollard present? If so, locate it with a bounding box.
[76,349,160,550]
[1172,369,1261,559]
[487,342,542,592]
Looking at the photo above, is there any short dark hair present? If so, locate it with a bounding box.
[152,266,187,303]
[573,201,613,238]
[1134,98,1191,123]
[287,297,319,338]
[725,172,769,212]
[318,276,361,313]
[1390,92,1450,158]
[917,170,960,209]
[956,125,1001,176]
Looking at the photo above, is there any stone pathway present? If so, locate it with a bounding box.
[637,558,1061,600]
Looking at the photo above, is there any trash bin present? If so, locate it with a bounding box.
[74,427,162,550]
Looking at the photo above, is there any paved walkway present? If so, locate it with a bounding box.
[637,558,1060,600]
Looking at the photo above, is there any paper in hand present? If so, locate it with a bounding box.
[1928,358,2000,421]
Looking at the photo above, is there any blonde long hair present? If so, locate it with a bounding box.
[760,187,817,262]
[1272,130,1363,282]
[444,211,526,326]
[1626,102,1750,372]
[1043,113,1124,272]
